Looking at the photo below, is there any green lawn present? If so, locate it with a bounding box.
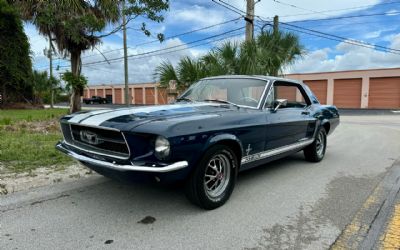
[0,108,68,125]
[0,109,73,173]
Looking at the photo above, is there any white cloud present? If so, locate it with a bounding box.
[364,31,382,39]
[386,9,400,16]
[287,33,400,73]
[168,5,227,29]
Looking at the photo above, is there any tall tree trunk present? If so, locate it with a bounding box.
[0,83,5,107]
[70,50,82,114]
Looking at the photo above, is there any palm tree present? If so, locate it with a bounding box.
[13,0,168,113]
[156,30,304,89]
[13,0,119,112]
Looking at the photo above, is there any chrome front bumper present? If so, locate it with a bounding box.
[56,141,188,173]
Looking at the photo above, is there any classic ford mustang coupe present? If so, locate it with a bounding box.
[56,76,339,209]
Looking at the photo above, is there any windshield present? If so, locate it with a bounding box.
[178,78,268,108]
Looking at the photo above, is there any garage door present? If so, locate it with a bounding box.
[304,80,327,104]
[114,88,122,104]
[157,87,167,104]
[97,89,104,97]
[369,77,400,109]
[89,89,95,98]
[276,86,296,101]
[134,88,143,104]
[145,87,155,105]
[334,78,362,108]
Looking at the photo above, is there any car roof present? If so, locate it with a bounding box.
[201,75,304,85]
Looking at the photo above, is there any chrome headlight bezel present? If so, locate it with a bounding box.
[154,135,170,160]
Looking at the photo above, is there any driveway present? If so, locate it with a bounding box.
[1,115,400,249]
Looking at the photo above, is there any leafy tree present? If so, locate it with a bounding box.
[61,71,87,103]
[0,0,32,107]
[156,30,304,89]
[13,0,169,113]
[31,70,60,104]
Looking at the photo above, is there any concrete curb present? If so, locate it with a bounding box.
[330,159,400,249]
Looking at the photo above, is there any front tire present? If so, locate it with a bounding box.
[304,127,327,162]
[185,145,238,210]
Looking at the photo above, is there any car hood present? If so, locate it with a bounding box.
[65,103,237,131]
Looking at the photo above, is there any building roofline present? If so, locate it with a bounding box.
[285,67,400,76]
[86,82,159,88]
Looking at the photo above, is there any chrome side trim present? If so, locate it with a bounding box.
[241,138,314,164]
[56,142,188,173]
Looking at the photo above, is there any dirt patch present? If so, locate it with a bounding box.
[1,103,44,110]
[3,119,60,134]
[0,163,97,195]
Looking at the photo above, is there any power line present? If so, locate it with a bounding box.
[217,0,246,15]
[286,11,400,23]
[271,0,329,16]
[85,28,245,67]
[279,1,400,18]
[66,17,243,61]
[211,0,246,16]
[215,0,400,55]
[84,27,245,66]
[56,27,245,69]
[85,29,245,68]
[300,20,392,28]
[212,0,400,24]
[279,21,400,54]
[256,19,400,55]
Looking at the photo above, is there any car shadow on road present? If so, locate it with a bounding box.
[62,152,311,220]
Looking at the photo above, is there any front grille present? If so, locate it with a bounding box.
[61,122,130,159]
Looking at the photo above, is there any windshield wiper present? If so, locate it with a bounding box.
[202,99,240,108]
[176,97,193,102]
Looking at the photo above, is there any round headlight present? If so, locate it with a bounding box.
[155,136,170,159]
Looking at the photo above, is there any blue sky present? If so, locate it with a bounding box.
[26,0,400,85]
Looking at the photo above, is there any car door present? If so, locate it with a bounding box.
[264,81,316,150]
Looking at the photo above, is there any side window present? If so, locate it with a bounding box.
[264,86,274,109]
[274,82,311,108]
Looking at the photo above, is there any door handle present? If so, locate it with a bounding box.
[301,111,310,115]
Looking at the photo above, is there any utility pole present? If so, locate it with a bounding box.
[245,0,255,41]
[273,15,279,34]
[45,35,54,108]
[122,0,130,106]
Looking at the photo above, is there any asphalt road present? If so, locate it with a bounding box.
[1,115,400,250]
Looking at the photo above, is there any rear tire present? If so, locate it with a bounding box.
[185,145,238,210]
[304,127,327,162]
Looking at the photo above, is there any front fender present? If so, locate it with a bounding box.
[201,133,244,160]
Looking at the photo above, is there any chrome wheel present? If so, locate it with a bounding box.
[203,153,231,199]
[316,130,325,157]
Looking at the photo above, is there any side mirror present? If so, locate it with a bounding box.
[273,99,287,112]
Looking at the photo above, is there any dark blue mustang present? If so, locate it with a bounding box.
[56,75,339,209]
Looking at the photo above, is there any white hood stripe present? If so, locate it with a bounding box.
[68,109,114,124]
[75,103,212,126]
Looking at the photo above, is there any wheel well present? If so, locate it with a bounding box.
[216,140,242,163]
[322,122,330,134]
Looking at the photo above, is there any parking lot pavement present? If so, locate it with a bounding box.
[1,115,400,249]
